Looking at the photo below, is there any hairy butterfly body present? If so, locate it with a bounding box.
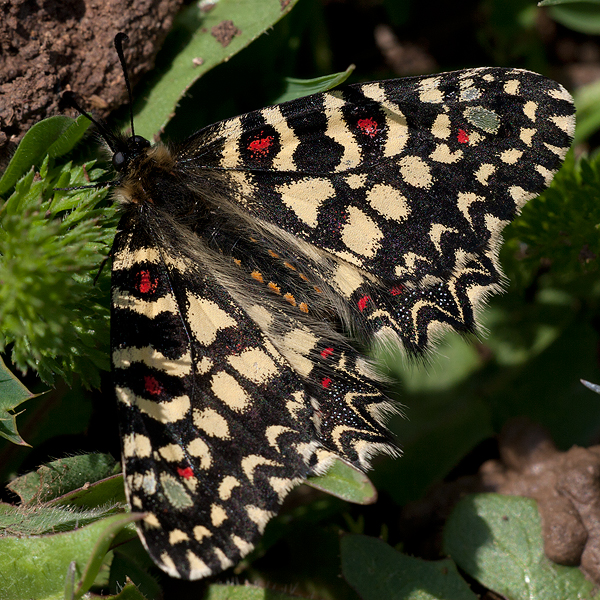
[105,64,574,579]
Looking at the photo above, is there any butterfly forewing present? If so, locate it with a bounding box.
[109,67,575,578]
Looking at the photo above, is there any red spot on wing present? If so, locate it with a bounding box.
[457,129,469,144]
[136,270,158,295]
[177,466,195,479]
[321,377,332,389]
[390,285,404,296]
[248,132,274,156]
[144,375,163,396]
[320,347,334,359]
[357,117,379,138]
[357,295,371,312]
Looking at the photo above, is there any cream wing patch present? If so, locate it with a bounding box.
[398,155,433,188]
[277,178,335,228]
[341,206,384,258]
[112,288,178,317]
[323,92,362,170]
[117,386,191,423]
[227,347,279,384]
[429,144,463,164]
[193,408,231,439]
[187,438,212,469]
[262,105,299,170]
[367,184,410,221]
[123,433,152,458]
[113,347,192,377]
[211,371,251,411]
[419,76,443,103]
[360,82,410,157]
[186,294,238,346]
[431,114,451,138]
[218,116,243,167]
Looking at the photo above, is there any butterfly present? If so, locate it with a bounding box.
[74,34,575,579]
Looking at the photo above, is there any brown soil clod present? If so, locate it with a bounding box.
[0,0,184,167]
[481,419,600,581]
[401,418,600,584]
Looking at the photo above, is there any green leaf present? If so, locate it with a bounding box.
[106,581,152,600]
[204,583,305,599]
[443,494,600,600]
[54,473,126,509]
[46,115,91,159]
[373,358,493,506]
[0,355,39,445]
[0,512,140,600]
[0,116,80,197]
[540,0,600,5]
[133,0,300,138]
[503,153,600,284]
[546,3,600,33]
[341,534,478,600]
[306,458,377,504]
[109,539,161,600]
[0,145,115,387]
[8,453,119,505]
[0,501,123,536]
[573,79,600,143]
[273,67,355,104]
[73,514,142,600]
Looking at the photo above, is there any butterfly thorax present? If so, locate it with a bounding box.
[114,141,205,222]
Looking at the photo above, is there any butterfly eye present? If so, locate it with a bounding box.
[132,135,150,149]
[113,151,127,170]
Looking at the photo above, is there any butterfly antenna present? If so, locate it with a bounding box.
[62,91,119,153]
[114,32,136,138]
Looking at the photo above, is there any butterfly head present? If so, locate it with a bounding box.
[112,135,151,173]
[58,34,150,190]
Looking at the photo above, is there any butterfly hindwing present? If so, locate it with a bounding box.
[176,68,574,353]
